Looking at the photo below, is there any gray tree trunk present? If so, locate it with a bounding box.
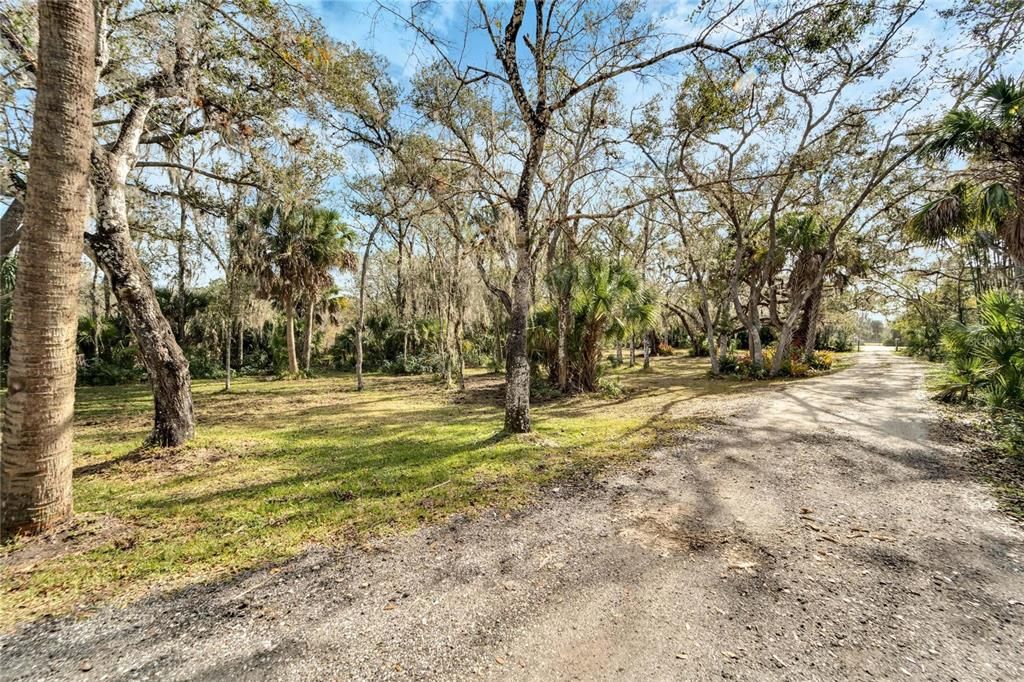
[504,243,532,433]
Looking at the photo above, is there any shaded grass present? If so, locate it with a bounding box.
[0,354,849,629]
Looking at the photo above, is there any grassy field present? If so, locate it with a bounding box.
[0,354,843,629]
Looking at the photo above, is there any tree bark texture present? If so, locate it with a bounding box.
[2,0,95,538]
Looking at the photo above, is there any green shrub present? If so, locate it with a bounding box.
[598,375,625,398]
[77,358,146,386]
[938,290,1024,409]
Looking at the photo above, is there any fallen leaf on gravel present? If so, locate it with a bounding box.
[800,508,814,515]
[722,651,739,659]
[383,603,397,611]
[675,653,688,659]
[80,661,93,672]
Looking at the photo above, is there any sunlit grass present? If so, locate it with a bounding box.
[0,353,851,629]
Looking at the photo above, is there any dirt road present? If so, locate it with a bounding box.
[2,348,1022,680]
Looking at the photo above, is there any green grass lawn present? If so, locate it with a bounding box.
[0,354,842,629]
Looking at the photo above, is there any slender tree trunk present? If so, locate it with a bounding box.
[454,309,466,391]
[285,296,298,374]
[629,337,635,367]
[402,331,409,373]
[356,224,379,391]
[224,320,231,391]
[302,298,314,372]
[238,324,244,367]
[1,0,95,538]
[557,288,570,392]
[175,203,188,341]
[504,242,532,433]
[90,263,100,357]
[642,331,651,370]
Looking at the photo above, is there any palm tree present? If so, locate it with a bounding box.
[938,290,1024,409]
[573,258,658,392]
[1,0,95,539]
[909,76,1024,263]
[238,204,355,374]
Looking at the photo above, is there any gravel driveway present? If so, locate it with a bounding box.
[2,347,1022,680]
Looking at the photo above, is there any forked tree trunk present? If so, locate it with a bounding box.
[800,281,825,362]
[1,0,95,538]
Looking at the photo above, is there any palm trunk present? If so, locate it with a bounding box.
[1,0,95,538]
[642,331,651,370]
[800,281,825,362]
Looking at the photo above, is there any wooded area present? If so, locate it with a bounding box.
[1,2,1024,675]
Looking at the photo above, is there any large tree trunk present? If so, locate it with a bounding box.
[87,228,195,446]
[88,150,194,447]
[504,243,532,433]
[1,0,95,539]
[284,296,299,374]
